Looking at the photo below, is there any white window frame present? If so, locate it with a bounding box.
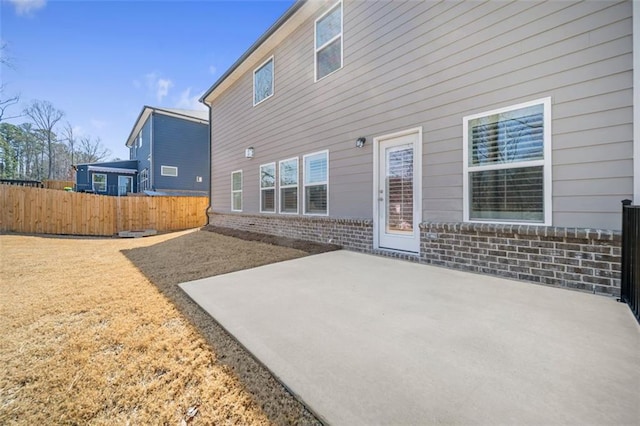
[259,162,277,213]
[161,165,178,177]
[462,97,552,226]
[138,130,142,148]
[303,150,329,216]
[253,56,275,106]
[139,168,149,192]
[279,157,299,214]
[314,1,343,82]
[92,173,107,193]
[231,170,243,212]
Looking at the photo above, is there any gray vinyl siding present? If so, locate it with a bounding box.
[152,113,209,192]
[209,0,632,230]
[135,117,152,184]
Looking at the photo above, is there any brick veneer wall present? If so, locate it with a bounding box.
[208,213,621,296]
[420,223,621,296]
[208,212,373,252]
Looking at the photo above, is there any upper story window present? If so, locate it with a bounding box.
[161,165,178,177]
[138,130,142,148]
[315,1,342,81]
[463,98,552,225]
[254,56,274,106]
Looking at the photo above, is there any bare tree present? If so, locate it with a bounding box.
[77,135,110,164]
[0,42,20,123]
[61,122,77,166]
[24,100,64,179]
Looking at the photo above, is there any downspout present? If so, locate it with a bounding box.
[634,1,639,202]
[150,113,154,190]
[205,103,212,225]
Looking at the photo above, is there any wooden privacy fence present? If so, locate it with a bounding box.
[0,185,209,236]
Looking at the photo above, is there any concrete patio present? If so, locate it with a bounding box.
[180,250,640,425]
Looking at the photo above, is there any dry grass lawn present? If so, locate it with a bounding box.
[0,229,320,425]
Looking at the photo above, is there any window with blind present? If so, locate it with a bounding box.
[303,151,328,215]
[260,163,276,213]
[253,56,274,106]
[231,170,242,212]
[464,98,551,224]
[279,157,298,214]
[315,1,342,81]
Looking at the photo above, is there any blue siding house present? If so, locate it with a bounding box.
[76,160,138,195]
[75,106,209,196]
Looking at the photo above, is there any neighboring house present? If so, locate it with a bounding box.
[76,106,209,196]
[201,0,634,295]
[75,160,138,196]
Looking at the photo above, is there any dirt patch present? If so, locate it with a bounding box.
[203,225,341,255]
[0,230,322,425]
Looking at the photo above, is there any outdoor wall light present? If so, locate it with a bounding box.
[355,137,366,148]
[245,147,254,158]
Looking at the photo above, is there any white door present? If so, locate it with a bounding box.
[118,176,132,196]
[375,129,421,253]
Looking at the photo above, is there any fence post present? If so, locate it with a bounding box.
[621,200,632,304]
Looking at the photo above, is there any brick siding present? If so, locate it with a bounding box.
[209,213,621,296]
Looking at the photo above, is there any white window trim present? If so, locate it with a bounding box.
[138,130,142,148]
[303,150,329,216]
[92,173,107,193]
[253,55,275,106]
[259,162,277,214]
[462,97,552,226]
[161,165,178,177]
[314,1,343,82]
[139,168,149,192]
[279,157,299,215]
[231,170,243,212]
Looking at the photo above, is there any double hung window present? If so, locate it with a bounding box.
[315,2,342,81]
[303,151,328,215]
[463,98,551,224]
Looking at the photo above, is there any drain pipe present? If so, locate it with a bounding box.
[204,102,212,226]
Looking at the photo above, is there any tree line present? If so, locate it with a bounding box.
[0,100,112,181]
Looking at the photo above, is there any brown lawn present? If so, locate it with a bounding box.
[0,229,323,425]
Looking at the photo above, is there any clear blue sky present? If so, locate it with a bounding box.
[0,0,294,160]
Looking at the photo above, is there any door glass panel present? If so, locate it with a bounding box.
[385,146,413,234]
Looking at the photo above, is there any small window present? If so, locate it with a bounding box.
[231,170,242,212]
[138,130,142,148]
[254,56,274,106]
[161,165,178,177]
[463,98,552,224]
[260,162,276,213]
[315,1,342,81]
[303,151,328,215]
[279,157,298,214]
[92,173,107,193]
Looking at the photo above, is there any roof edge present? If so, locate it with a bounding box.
[199,0,307,104]
[125,105,208,148]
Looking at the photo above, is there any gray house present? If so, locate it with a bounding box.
[76,106,209,196]
[201,0,635,295]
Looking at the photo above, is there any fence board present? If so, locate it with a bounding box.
[0,185,208,236]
